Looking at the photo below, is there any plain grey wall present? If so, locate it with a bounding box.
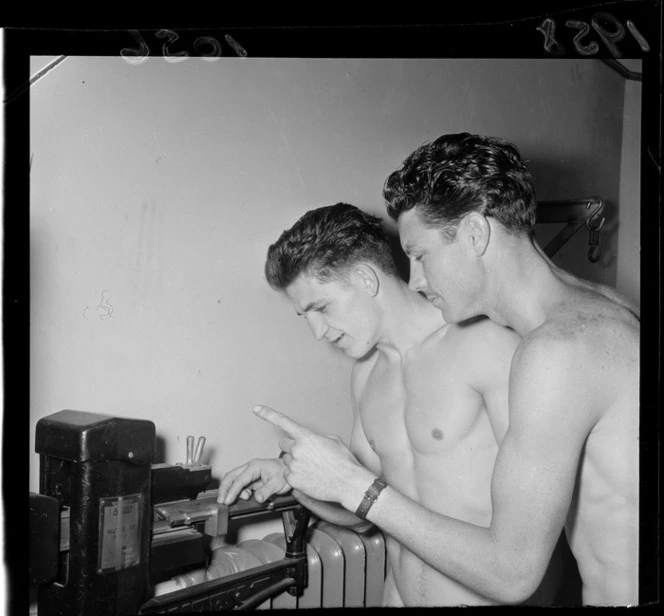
[29,58,633,494]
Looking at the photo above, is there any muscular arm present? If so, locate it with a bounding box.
[217,453,375,529]
[291,490,372,531]
[295,362,383,530]
[463,320,521,444]
[333,337,595,603]
[220,362,382,533]
[299,363,384,528]
[291,410,382,531]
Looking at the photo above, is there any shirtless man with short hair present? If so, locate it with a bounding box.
[254,134,639,606]
[218,203,563,606]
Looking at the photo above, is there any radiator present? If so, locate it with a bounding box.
[262,521,387,609]
[158,520,387,610]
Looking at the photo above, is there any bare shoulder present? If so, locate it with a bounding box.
[551,286,638,348]
[588,281,640,321]
[537,241,640,320]
[426,318,521,395]
[447,315,522,356]
[561,270,640,321]
[513,292,639,395]
[520,311,636,363]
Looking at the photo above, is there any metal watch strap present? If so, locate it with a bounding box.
[355,477,388,520]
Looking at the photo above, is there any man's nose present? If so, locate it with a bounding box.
[408,261,427,294]
[306,313,327,341]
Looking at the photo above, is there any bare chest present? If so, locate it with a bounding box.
[358,351,493,460]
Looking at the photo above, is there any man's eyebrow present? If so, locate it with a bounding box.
[295,300,323,316]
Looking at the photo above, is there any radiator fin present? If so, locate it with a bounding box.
[315,521,367,607]
[265,522,386,609]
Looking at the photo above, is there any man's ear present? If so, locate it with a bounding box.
[354,264,380,297]
[464,213,491,256]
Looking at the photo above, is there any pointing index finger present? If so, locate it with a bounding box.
[253,405,310,439]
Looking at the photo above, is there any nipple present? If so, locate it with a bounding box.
[431,428,444,441]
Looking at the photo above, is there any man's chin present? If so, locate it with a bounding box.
[347,344,376,362]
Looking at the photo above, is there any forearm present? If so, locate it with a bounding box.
[294,489,373,532]
[255,398,572,604]
[339,473,539,604]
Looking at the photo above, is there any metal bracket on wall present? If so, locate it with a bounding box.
[536,196,606,262]
[601,59,642,81]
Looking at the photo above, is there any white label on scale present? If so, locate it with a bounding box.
[98,493,143,572]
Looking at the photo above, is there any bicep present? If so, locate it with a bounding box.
[490,341,593,570]
[472,324,521,443]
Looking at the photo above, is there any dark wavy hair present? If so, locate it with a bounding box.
[265,203,400,290]
[383,133,537,239]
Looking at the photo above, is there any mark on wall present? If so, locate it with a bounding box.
[135,201,164,294]
[82,290,115,319]
[97,290,115,320]
[264,102,306,194]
